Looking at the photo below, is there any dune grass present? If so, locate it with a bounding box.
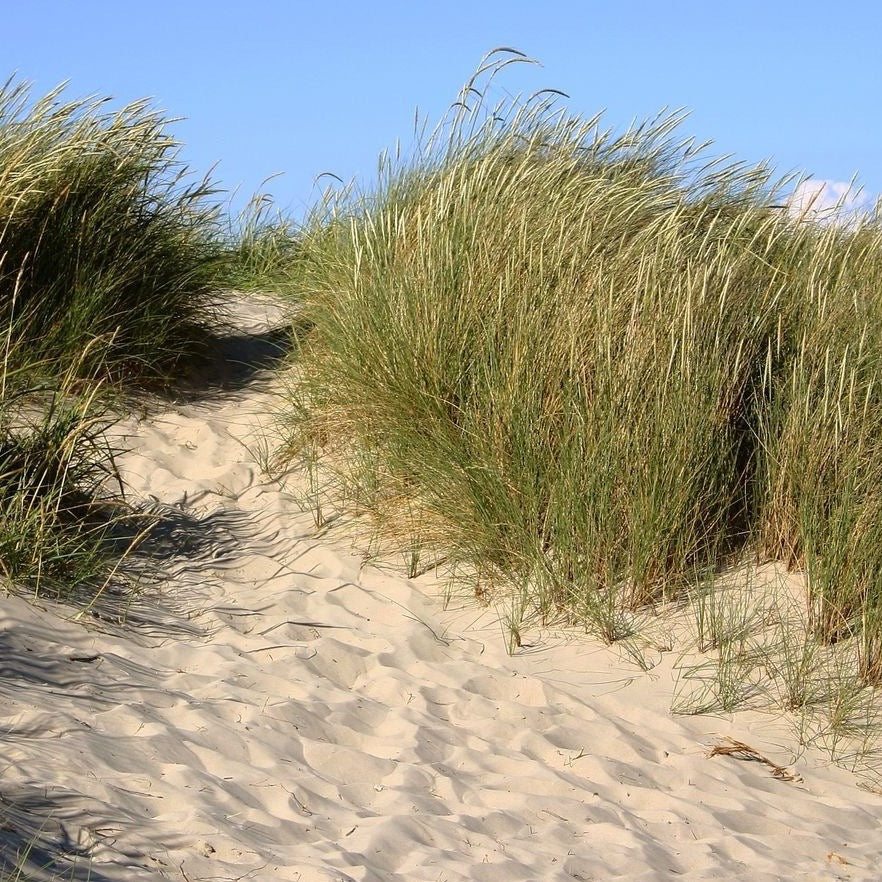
[280,52,791,615]
[0,365,141,605]
[221,189,300,293]
[0,77,227,383]
[277,50,882,755]
[0,77,238,608]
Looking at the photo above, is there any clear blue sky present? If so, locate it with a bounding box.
[2,1,879,221]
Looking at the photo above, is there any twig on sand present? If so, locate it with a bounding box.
[708,737,803,783]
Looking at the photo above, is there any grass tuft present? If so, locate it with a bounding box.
[275,49,882,763]
[0,76,225,383]
[0,372,140,605]
[0,76,239,609]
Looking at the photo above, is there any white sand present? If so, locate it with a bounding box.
[2,294,881,881]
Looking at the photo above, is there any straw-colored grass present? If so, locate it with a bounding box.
[0,77,234,607]
[0,77,225,382]
[276,50,882,763]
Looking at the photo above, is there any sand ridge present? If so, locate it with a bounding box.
[2,294,881,881]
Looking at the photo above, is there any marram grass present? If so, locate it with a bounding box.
[279,51,882,690]
[0,76,234,608]
[0,366,140,606]
[0,76,225,382]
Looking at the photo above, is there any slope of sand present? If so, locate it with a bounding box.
[2,294,882,881]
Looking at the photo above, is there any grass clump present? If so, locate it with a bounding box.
[755,219,882,681]
[278,50,882,758]
[281,51,796,630]
[0,367,139,605]
[0,76,225,383]
[0,76,230,607]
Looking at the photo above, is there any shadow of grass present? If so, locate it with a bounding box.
[167,317,309,402]
[0,786,160,881]
[66,498,265,641]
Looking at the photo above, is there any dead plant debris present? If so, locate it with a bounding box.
[708,737,803,783]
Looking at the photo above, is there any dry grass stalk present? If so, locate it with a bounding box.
[708,736,803,783]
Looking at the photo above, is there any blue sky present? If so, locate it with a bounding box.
[2,1,879,221]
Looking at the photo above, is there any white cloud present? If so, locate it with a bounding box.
[787,179,877,226]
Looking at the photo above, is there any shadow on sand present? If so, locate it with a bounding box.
[0,788,131,882]
[67,498,266,641]
[167,304,313,403]
[177,322,296,395]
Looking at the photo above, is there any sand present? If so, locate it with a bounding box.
[2,293,881,881]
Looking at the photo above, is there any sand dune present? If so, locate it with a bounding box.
[2,294,881,881]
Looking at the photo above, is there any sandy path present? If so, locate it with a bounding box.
[2,294,881,881]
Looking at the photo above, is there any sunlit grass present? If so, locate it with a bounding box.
[276,49,882,765]
[0,77,234,608]
[281,50,791,620]
[221,188,300,293]
[0,76,226,383]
